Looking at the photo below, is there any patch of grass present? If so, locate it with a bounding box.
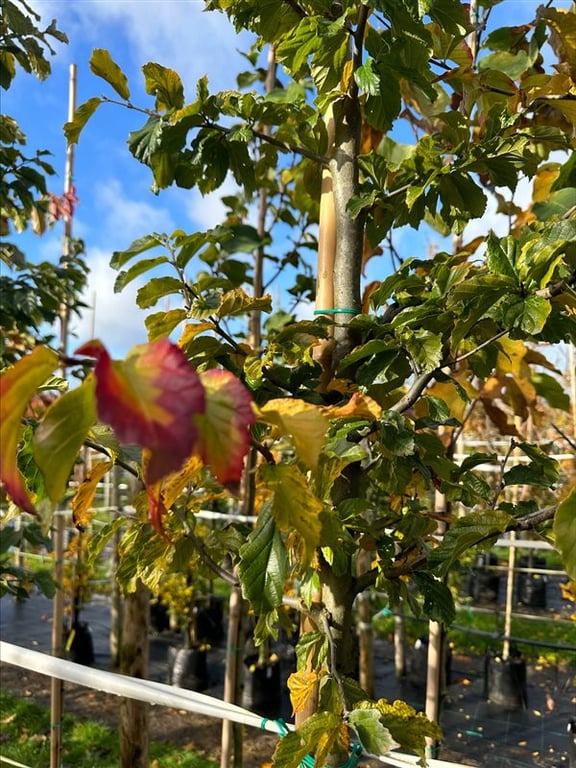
[0,690,218,768]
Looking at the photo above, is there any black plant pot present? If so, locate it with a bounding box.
[407,637,452,689]
[168,645,209,691]
[242,655,283,717]
[516,556,547,608]
[195,596,225,646]
[467,553,500,603]
[484,652,527,710]
[67,621,95,666]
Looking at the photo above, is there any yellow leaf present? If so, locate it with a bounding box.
[72,459,114,529]
[532,164,560,203]
[257,398,329,471]
[323,391,382,421]
[287,670,320,714]
[259,464,324,566]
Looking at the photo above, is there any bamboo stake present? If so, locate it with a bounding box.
[50,512,65,768]
[50,63,77,768]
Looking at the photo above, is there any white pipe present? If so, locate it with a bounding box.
[0,641,275,733]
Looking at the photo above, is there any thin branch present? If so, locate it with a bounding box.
[449,329,508,367]
[390,370,436,413]
[552,424,576,453]
[175,509,239,587]
[187,527,239,587]
[320,608,349,716]
[536,269,576,300]
[83,439,140,478]
[355,502,558,593]
[213,122,329,166]
[490,438,516,509]
[100,95,156,117]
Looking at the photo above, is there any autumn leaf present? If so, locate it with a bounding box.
[195,369,255,488]
[144,453,204,538]
[259,463,324,566]
[287,670,320,715]
[75,339,206,484]
[0,346,59,514]
[256,398,329,471]
[72,459,114,529]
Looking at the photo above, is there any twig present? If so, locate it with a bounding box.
[552,424,576,452]
[320,608,349,716]
[83,439,140,478]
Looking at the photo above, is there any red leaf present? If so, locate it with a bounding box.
[195,370,255,488]
[76,339,206,484]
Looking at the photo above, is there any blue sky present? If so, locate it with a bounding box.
[4,0,572,358]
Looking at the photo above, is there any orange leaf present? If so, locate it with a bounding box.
[76,339,206,484]
[195,370,255,488]
[0,346,59,513]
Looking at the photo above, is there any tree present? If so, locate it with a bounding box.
[2,1,576,765]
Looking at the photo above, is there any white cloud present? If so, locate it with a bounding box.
[93,177,175,245]
[40,1,254,95]
[71,246,150,357]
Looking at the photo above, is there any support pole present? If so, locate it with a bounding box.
[220,581,244,768]
[50,512,65,768]
[503,530,517,661]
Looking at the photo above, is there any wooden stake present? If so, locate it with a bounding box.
[50,512,65,768]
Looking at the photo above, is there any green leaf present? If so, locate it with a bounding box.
[114,256,170,292]
[553,488,576,579]
[532,188,576,221]
[273,711,343,768]
[64,97,103,145]
[145,309,188,341]
[90,49,130,100]
[354,58,380,97]
[142,62,184,111]
[110,233,164,270]
[412,572,455,624]
[504,441,560,488]
[531,372,570,411]
[380,411,415,457]
[348,708,396,757]
[239,503,288,614]
[136,276,183,309]
[503,294,551,335]
[34,378,97,504]
[403,329,443,373]
[429,510,513,575]
[128,116,164,165]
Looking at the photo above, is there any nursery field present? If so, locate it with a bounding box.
[1,593,575,768]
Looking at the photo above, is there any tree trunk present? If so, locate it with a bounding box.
[357,550,374,697]
[119,579,150,768]
[319,556,357,767]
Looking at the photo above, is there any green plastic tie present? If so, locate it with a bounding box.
[260,718,289,737]
[336,743,363,768]
[313,308,358,315]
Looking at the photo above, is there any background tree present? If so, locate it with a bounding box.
[2,1,576,766]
